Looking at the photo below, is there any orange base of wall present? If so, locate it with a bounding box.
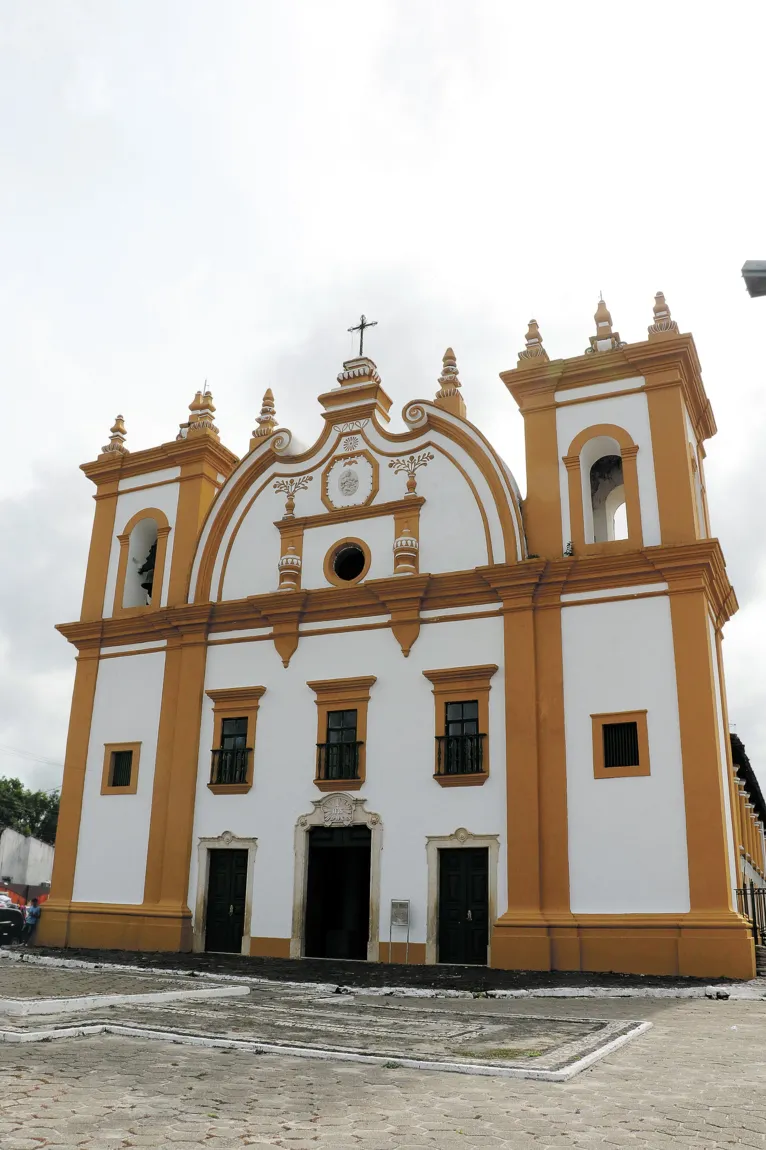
[249,936,291,958]
[36,901,193,953]
[491,912,756,980]
[36,904,756,981]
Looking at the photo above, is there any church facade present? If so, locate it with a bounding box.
[39,295,757,979]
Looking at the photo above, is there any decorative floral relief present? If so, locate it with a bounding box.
[388,450,435,496]
[323,452,375,509]
[273,474,313,519]
[334,419,369,434]
[342,435,361,453]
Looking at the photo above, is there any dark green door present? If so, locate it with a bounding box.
[438,848,489,965]
[205,849,247,953]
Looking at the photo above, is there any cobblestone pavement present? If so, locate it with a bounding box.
[0,964,204,999]
[2,997,766,1147]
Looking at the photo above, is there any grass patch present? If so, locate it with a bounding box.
[452,1047,544,1061]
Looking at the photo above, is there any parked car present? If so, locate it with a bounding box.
[0,898,24,945]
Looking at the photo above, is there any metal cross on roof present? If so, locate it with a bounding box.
[348,314,378,357]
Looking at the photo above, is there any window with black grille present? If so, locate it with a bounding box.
[327,709,358,744]
[110,749,133,788]
[602,721,640,769]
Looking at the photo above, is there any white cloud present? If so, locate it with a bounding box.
[2,0,766,790]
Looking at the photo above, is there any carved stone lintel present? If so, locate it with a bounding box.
[321,793,355,827]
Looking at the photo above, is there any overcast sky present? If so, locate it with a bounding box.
[1,1,765,795]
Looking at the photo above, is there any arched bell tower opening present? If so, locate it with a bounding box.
[125,518,159,607]
[112,507,172,616]
[563,424,643,554]
[590,454,628,542]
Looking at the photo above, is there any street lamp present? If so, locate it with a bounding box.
[742,261,766,298]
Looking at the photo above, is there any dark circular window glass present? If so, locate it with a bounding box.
[333,543,366,582]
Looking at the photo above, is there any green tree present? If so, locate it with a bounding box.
[0,777,59,845]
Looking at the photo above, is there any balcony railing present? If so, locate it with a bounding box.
[436,733,486,776]
[736,884,766,946]
[316,741,362,781]
[210,747,251,786]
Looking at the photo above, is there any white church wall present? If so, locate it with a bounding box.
[72,651,165,904]
[562,594,690,914]
[301,516,397,588]
[189,616,506,947]
[102,482,180,615]
[555,388,662,551]
[708,615,738,897]
[684,403,708,537]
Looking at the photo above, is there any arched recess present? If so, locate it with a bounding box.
[563,423,643,553]
[190,405,525,604]
[113,507,172,616]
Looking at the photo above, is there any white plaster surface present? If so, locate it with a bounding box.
[189,617,507,947]
[72,651,166,905]
[0,827,53,886]
[560,583,668,603]
[554,377,644,404]
[556,391,661,551]
[102,482,180,615]
[562,596,690,914]
[117,467,181,492]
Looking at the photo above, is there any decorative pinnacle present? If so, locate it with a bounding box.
[186,386,219,438]
[647,291,679,339]
[101,414,128,455]
[517,319,549,365]
[586,296,625,354]
[436,347,461,397]
[253,388,278,438]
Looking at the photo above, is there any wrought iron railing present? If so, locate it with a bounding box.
[210,747,251,786]
[736,884,766,946]
[316,742,362,781]
[435,733,486,776]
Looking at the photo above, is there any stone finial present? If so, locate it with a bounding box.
[186,386,219,438]
[517,320,549,367]
[434,347,466,419]
[586,296,625,354]
[648,291,680,340]
[252,388,278,439]
[101,414,128,456]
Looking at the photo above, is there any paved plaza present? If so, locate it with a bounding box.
[1,957,766,1147]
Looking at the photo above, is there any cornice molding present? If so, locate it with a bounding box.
[81,435,240,487]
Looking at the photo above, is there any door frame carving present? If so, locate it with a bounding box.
[291,793,382,961]
[193,831,258,955]
[425,828,499,966]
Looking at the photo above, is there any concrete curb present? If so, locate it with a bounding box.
[0,983,250,1016]
[0,1016,654,1082]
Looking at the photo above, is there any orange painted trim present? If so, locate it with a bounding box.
[422,665,497,784]
[307,676,376,789]
[249,936,291,959]
[80,478,120,622]
[591,711,650,779]
[205,685,266,795]
[100,742,141,795]
[44,647,101,932]
[645,381,699,545]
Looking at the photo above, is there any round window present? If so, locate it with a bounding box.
[332,543,366,582]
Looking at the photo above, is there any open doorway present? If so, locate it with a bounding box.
[304,825,371,959]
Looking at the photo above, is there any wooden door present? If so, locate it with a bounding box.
[438,848,488,965]
[204,849,248,953]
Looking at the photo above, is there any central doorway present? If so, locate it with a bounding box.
[304,824,371,959]
[204,848,248,953]
[438,847,489,965]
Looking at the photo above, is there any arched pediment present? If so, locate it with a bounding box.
[188,400,525,605]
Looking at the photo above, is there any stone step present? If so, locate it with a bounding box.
[755,946,766,977]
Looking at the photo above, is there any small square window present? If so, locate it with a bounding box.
[592,712,649,779]
[220,717,248,750]
[101,742,141,794]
